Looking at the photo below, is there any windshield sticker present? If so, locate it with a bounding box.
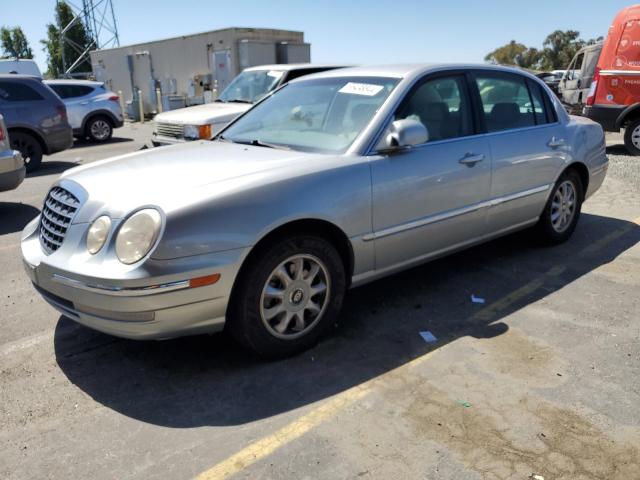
[338,82,384,96]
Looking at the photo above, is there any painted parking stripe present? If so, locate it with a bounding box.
[193,215,640,480]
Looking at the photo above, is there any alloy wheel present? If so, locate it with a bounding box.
[550,180,577,233]
[90,120,111,141]
[259,254,331,339]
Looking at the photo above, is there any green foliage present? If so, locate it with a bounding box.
[40,1,93,77]
[486,30,604,72]
[0,26,33,59]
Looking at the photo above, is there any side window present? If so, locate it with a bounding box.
[73,85,94,97]
[396,75,473,142]
[49,84,71,98]
[284,69,314,82]
[568,53,584,80]
[475,74,536,132]
[0,81,44,101]
[526,80,552,125]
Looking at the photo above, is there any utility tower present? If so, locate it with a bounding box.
[58,0,120,76]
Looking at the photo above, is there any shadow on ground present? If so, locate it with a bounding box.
[27,161,81,178]
[54,213,640,428]
[0,202,40,235]
[72,137,134,149]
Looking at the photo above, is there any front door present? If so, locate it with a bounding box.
[370,73,492,271]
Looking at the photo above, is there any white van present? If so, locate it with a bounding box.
[0,59,42,78]
[558,43,602,113]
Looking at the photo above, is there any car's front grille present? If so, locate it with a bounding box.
[39,186,80,254]
[155,122,184,139]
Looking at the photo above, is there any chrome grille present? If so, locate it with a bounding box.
[39,187,80,254]
[155,122,184,139]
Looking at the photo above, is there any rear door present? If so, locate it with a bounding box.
[49,84,95,130]
[472,71,568,233]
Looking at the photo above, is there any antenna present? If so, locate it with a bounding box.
[57,0,120,76]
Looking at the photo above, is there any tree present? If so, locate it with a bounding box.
[41,1,93,77]
[484,40,542,69]
[540,30,585,71]
[0,26,33,59]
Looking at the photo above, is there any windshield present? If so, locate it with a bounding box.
[220,76,399,154]
[217,69,285,104]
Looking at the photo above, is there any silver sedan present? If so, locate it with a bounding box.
[21,64,608,357]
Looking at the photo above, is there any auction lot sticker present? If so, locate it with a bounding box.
[339,82,384,96]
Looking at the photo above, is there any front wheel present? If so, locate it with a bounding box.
[227,236,346,358]
[535,170,583,245]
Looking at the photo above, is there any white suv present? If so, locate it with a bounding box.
[152,64,346,146]
[45,80,124,142]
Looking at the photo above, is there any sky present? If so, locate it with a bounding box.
[2,0,636,73]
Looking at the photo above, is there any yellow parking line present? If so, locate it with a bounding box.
[191,215,639,480]
[195,384,372,480]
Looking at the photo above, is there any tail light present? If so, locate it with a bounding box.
[0,126,4,143]
[108,95,119,102]
[586,67,600,106]
[56,105,68,122]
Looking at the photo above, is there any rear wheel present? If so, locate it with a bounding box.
[623,117,640,156]
[10,131,42,173]
[535,169,583,245]
[86,116,113,142]
[227,236,346,358]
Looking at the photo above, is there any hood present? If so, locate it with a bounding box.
[153,102,251,125]
[60,141,328,223]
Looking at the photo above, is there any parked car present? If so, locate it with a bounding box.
[583,4,640,155]
[45,80,124,143]
[558,43,603,113]
[0,59,41,77]
[151,64,347,146]
[22,64,607,358]
[0,114,25,192]
[536,70,565,96]
[0,75,73,172]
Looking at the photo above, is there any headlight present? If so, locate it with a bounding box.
[115,209,162,264]
[184,124,213,139]
[87,216,112,254]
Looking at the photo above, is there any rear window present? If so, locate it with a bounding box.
[0,81,44,101]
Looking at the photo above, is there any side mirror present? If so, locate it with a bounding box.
[384,119,428,150]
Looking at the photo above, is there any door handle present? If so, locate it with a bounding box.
[80,101,89,105]
[548,137,566,148]
[459,153,485,166]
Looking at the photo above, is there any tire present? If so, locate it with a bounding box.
[9,131,42,173]
[85,116,113,142]
[227,236,346,359]
[535,169,583,245]
[623,118,640,156]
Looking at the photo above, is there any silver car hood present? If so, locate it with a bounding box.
[153,102,251,125]
[60,141,329,223]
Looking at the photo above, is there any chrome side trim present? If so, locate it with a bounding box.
[599,70,640,76]
[52,274,190,296]
[364,184,551,241]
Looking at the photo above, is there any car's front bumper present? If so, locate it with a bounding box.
[21,217,248,340]
[0,149,25,192]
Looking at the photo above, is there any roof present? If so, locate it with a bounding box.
[244,63,350,72]
[296,63,545,82]
[0,74,42,81]
[44,79,103,86]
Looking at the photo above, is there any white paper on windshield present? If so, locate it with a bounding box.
[338,82,384,96]
[267,70,283,78]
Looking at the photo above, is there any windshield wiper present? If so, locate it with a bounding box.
[225,99,253,104]
[230,139,291,150]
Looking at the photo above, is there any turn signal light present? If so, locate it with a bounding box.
[198,124,212,139]
[189,273,221,288]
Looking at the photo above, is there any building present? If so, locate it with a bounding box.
[89,27,310,116]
